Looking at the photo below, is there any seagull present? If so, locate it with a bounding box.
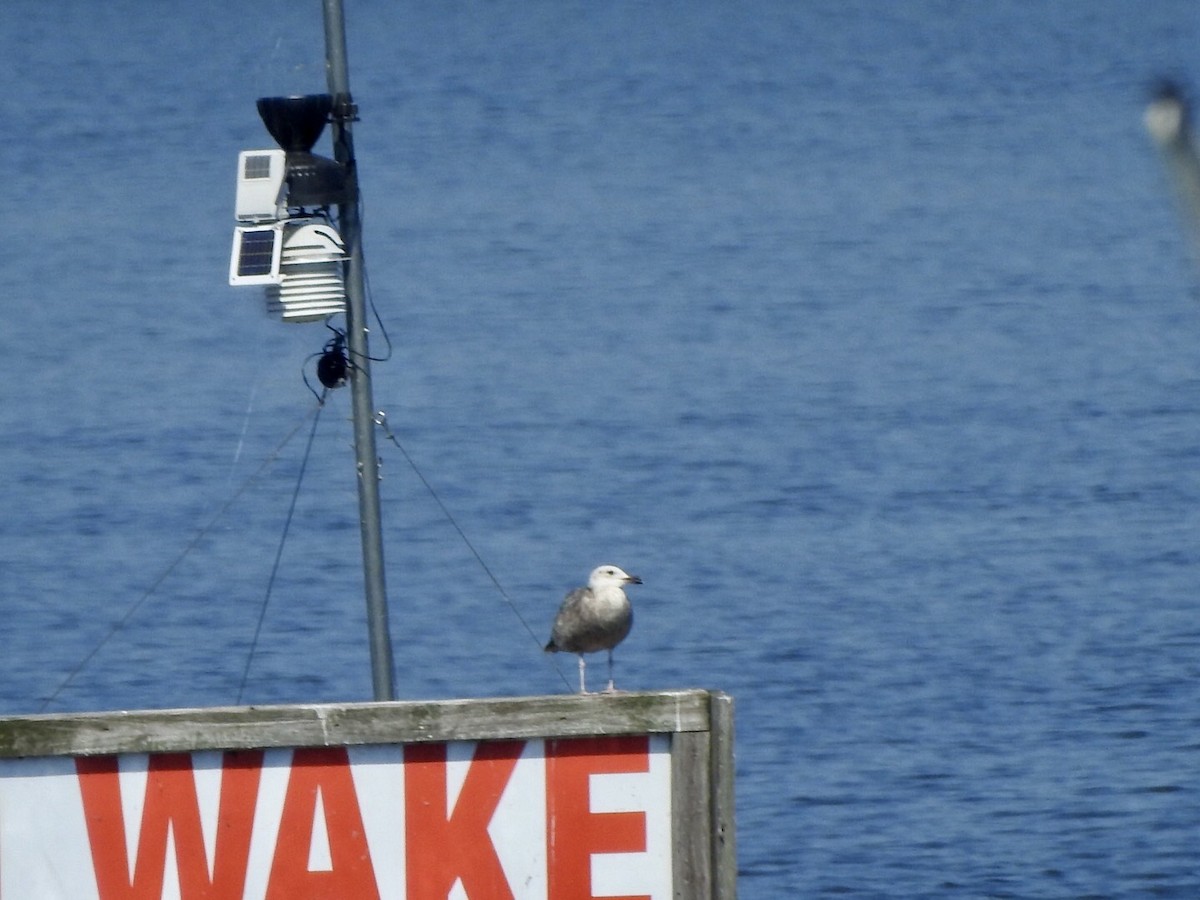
[545,564,642,693]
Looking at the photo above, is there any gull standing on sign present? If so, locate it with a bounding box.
[545,565,643,693]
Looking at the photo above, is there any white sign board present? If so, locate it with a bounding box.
[0,735,671,899]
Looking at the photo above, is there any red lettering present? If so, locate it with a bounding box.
[265,747,380,899]
[404,740,524,900]
[546,736,651,900]
[76,750,263,900]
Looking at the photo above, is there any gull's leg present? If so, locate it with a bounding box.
[577,655,587,693]
[604,649,616,693]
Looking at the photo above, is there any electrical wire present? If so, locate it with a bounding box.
[361,254,393,362]
[38,401,324,712]
[352,191,394,363]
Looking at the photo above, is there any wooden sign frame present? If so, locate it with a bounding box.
[0,689,735,899]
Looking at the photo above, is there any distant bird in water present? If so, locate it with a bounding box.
[545,565,642,693]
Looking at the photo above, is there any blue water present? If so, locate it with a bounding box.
[5,0,1200,895]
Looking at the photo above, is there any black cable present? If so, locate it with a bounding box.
[361,249,394,363]
[351,191,394,363]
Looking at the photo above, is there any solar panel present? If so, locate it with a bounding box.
[238,230,277,275]
[242,153,275,180]
[229,225,283,285]
[235,149,287,222]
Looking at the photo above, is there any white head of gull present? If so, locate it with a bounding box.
[544,564,642,693]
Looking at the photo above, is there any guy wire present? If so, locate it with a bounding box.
[38,401,324,712]
[237,392,326,703]
[373,409,573,692]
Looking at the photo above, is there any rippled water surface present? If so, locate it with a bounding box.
[4,1,1200,895]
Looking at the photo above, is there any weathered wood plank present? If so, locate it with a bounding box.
[0,690,714,758]
[709,692,738,900]
[671,729,713,899]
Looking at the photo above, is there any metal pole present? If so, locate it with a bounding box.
[322,0,396,701]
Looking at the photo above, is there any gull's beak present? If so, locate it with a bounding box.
[626,574,643,585]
